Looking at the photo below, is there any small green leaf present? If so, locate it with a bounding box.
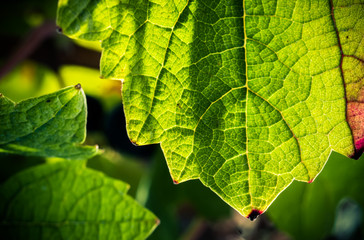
[0,161,159,240]
[0,85,97,159]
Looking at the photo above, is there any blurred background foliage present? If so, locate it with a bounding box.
[0,0,363,239]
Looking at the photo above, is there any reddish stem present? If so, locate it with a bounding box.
[0,21,57,80]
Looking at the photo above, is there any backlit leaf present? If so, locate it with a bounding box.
[334,1,364,153]
[57,0,362,217]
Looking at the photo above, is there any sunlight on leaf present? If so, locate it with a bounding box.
[334,1,364,153]
[73,38,102,52]
[0,61,61,102]
[60,65,122,110]
[57,0,362,217]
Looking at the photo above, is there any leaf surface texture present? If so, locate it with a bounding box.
[57,0,362,216]
[0,161,158,239]
[0,85,97,159]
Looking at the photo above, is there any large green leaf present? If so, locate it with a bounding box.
[57,0,361,218]
[0,161,159,240]
[0,85,97,159]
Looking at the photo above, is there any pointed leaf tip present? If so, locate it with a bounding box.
[247,209,263,221]
[75,83,82,89]
[130,140,139,146]
[0,86,97,159]
[355,139,364,153]
[349,149,363,160]
[173,180,179,185]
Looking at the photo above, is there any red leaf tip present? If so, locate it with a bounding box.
[247,209,263,221]
[355,138,364,153]
[173,180,179,185]
[308,179,313,183]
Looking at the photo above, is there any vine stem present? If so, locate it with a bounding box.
[0,21,57,80]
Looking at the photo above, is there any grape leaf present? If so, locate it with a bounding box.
[0,85,98,160]
[0,161,159,240]
[57,0,361,217]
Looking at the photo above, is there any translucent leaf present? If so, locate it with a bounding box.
[59,65,122,110]
[57,0,362,217]
[335,1,364,153]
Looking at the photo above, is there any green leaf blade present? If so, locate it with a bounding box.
[0,162,158,240]
[57,0,358,217]
[0,85,98,159]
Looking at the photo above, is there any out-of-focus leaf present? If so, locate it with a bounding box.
[60,65,121,110]
[0,61,61,102]
[0,0,57,35]
[0,85,98,159]
[87,148,147,197]
[268,152,364,240]
[331,198,362,240]
[0,153,45,184]
[137,149,231,240]
[0,161,159,240]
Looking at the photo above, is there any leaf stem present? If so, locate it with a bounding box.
[0,21,57,80]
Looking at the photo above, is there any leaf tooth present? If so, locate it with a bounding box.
[246,209,263,221]
[130,139,139,146]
